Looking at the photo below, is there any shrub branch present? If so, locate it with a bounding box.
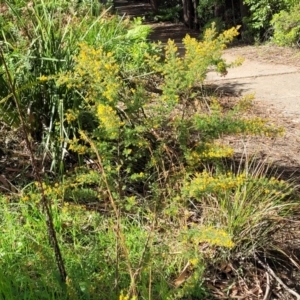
[0,45,67,283]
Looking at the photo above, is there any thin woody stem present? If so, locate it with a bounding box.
[0,45,67,283]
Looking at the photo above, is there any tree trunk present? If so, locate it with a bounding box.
[191,0,199,29]
[150,0,158,12]
[182,0,192,28]
[239,0,248,19]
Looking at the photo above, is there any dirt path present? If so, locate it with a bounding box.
[207,50,300,119]
[115,0,199,44]
[206,48,300,172]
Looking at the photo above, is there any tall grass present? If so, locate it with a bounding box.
[0,157,298,299]
[191,157,297,255]
[0,0,154,172]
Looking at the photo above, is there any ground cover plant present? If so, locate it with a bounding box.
[1,0,300,299]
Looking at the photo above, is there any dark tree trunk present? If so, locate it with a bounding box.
[191,0,199,29]
[150,0,158,12]
[214,3,225,18]
[239,0,249,22]
[182,0,192,28]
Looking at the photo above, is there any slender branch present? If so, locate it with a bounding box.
[255,254,300,300]
[0,45,67,283]
[263,272,271,300]
[80,131,136,297]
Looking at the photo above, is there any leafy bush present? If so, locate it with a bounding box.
[271,3,300,46]
[55,25,278,208]
[243,0,290,40]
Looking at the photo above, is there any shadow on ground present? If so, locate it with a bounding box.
[114,0,199,45]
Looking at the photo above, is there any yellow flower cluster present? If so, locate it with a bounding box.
[218,25,241,45]
[21,181,64,203]
[164,39,179,60]
[38,75,48,82]
[201,144,234,159]
[21,169,103,204]
[184,171,246,197]
[35,181,65,200]
[243,117,285,137]
[189,258,199,266]
[75,43,120,103]
[256,176,291,197]
[71,168,102,186]
[191,226,234,248]
[184,25,240,79]
[119,292,136,300]
[119,294,129,300]
[68,137,88,155]
[145,25,240,110]
[96,103,122,139]
[57,43,120,104]
[65,109,78,124]
[21,195,30,202]
[236,93,255,111]
[186,142,233,166]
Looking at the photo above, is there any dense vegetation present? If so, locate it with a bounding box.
[149,0,300,45]
[0,0,299,299]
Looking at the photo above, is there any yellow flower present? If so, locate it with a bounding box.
[119,291,130,300]
[189,258,199,266]
[21,196,29,202]
[38,75,48,82]
[97,104,121,139]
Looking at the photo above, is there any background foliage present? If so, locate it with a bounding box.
[148,0,300,44]
[271,3,300,46]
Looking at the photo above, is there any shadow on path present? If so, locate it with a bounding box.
[115,0,151,18]
[114,0,199,44]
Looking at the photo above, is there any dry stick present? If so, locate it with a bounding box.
[263,272,271,300]
[255,254,300,300]
[148,266,152,300]
[132,221,155,281]
[0,47,67,283]
[80,132,137,297]
[115,227,120,293]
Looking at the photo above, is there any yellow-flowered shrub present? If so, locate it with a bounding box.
[53,27,290,295]
[10,16,294,299]
[54,24,287,216]
[183,171,247,197]
[57,43,121,104]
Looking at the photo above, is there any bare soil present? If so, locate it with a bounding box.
[225,44,300,69]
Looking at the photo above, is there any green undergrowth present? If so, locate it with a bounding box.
[0,162,297,299]
[0,196,205,299]
[0,0,299,299]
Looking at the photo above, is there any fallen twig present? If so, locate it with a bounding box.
[255,254,300,300]
[263,272,271,300]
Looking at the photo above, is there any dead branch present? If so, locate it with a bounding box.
[255,254,300,300]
